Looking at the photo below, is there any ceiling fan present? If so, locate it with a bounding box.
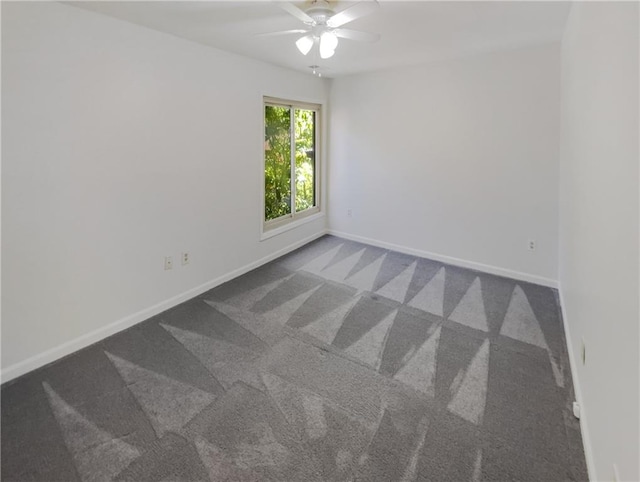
[261,0,381,59]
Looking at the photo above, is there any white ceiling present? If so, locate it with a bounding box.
[69,1,571,78]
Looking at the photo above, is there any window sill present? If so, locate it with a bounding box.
[260,211,325,241]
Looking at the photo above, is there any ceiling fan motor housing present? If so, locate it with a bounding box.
[306,0,334,25]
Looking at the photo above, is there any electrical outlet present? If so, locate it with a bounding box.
[572,401,581,419]
[528,239,536,251]
[581,338,586,365]
[164,256,173,270]
[347,209,353,218]
[182,252,189,266]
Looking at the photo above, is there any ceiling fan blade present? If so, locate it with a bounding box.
[326,1,379,28]
[256,29,309,37]
[279,2,315,24]
[334,28,380,42]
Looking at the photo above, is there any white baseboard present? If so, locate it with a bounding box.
[1,230,328,384]
[327,230,558,288]
[557,285,596,481]
[1,229,557,383]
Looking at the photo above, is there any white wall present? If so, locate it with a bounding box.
[1,2,329,379]
[328,44,560,285]
[559,3,639,481]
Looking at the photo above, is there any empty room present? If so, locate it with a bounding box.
[2,1,638,481]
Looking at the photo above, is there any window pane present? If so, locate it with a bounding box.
[265,105,292,221]
[295,109,316,213]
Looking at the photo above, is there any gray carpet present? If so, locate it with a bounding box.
[1,235,589,481]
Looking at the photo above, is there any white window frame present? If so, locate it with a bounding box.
[261,97,322,238]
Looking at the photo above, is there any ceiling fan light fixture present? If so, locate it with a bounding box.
[276,1,379,63]
[295,35,314,55]
[319,31,338,59]
[319,47,335,59]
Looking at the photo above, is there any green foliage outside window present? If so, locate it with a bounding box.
[265,105,316,221]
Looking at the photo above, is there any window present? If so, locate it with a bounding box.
[263,97,320,233]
